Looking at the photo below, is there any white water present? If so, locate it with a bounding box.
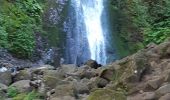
[72,0,107,64]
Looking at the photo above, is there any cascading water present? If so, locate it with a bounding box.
[65,0,107,65]
[81,0,106,64]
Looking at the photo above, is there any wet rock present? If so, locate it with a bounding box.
[0,71,12,86]
[10,80,32,93]
[85,60,101,69]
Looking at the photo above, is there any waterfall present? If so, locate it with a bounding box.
[65,0,107,65]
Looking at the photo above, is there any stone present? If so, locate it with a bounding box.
[100,69,114,81]
[43,75,61,89]
[0,83,8,99]
[36,65,55,70]
[31,65,55,75]
[0,71,12,86]
[0,83,8,91]
[30,80,42,88]
[156,84,170,96]
[159,93,170,100]
[52,84,75,98]
[13,70,31,82]
[61,64,77,74]
[73,81,89,94]
[164,71,170,82]
[147,77,164,90]
[51,96,76,100]
[87,89,126,100]
[85,60,101,69]
[76,67,98,79]
[97,78,109,88]
[142,92,156,100]
[10,80,32,93]
[127,92,156,100]
[43,70,64,79]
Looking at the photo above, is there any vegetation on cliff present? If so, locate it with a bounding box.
[110,0,170,54]
[0,0,45,58]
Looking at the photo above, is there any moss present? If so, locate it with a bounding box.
[13,90,39,100]
[87,89,126,100]
[13,93,27,100]
[43,75,59,89]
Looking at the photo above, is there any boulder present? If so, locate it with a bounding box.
[159,93,170,100]
[42,69,66,89]
[0,71,12,85]
[52,84,75,98]
[0,83,8,91]
[0,83,8,99]
[76,67,98,79]
[51,96,76,100]
[87,89,126,100]
[43,75,61,89]
[127,92,156,100]
[156,84,170,96]
[10,80,32,93]
[97,78,109,88]
[100,69,115,81]
[85,60,101,69]
[146,77,164,90]
[73,81,89,94]
[61,64,77,74]
[31,65,55,75]
[13,70,31,82]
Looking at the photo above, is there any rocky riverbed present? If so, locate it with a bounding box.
[1,39,170,100]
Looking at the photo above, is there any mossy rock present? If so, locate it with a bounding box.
[43,75,60,89]
[87,89,126,100]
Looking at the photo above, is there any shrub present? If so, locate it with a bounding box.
[0,27,8,48]
[8,25,35,58]
[7,86,19,98]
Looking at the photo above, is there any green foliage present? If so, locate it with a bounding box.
[144,27,170,44]
[8,25,35,58]
[24,90,39,100]
[0,27,8,48]
[0,0,45,58]
[110,0,170,52]
[13,90,39,100]
[7,86,19,98]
